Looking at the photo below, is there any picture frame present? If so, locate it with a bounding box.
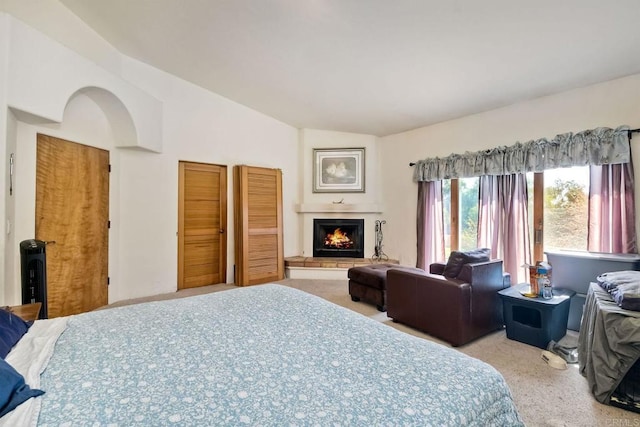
[313,148,365,193]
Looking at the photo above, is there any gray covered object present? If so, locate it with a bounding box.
[579,283,640,404]
[597,270,640,311]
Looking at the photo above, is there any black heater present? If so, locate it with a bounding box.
[20,239,48,319]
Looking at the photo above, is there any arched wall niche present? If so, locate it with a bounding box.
[5,85,136,306]
[74,86,138,149]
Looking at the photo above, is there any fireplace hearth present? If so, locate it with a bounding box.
[313,218,364,258]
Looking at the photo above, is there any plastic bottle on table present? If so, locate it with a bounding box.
[538,268,552,299]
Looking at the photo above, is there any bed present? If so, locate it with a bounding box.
[1,284,523,426]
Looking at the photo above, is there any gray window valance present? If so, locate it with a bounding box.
[413,125,631,182]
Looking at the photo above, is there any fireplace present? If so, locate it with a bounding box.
[313,218,364,258]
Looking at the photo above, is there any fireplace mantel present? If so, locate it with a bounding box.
[295,203,383,213]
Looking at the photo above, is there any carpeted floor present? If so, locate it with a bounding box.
[103,278,640,426]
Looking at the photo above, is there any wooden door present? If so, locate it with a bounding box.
[178,162,227,289]
[234,165,284,286]
[36,134,109,318]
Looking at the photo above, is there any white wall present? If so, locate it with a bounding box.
[0,11,300,305]
[0,0,122,75]
[116,57,299,300]
[380,73,640,268]
[3,111,16,305]
[6,16,162,152]
[0,13,11,304]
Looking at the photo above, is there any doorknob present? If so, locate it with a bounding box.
[220,229,225,234]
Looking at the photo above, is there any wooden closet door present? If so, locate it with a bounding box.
[178,162,227,289]
[234,165,284,286]
[36,134,109,317]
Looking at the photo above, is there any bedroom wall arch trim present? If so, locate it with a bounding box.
[70,87,138,150]
[8,86,138,150]
[5,14,163,153]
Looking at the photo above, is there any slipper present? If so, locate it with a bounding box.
[542,350,568,370]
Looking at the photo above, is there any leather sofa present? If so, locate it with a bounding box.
[386,260,510,347]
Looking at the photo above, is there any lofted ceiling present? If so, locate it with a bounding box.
[60,0,640,136]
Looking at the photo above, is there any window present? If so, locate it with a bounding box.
[443,177,479,253]
[542,166,589,252]
[446,166,589,256]
[443,179,451,255]
[459,178,479,251]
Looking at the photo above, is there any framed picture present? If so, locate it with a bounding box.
[313,148,365,193]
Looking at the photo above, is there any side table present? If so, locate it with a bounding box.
[8,302,42,322]
[498,283,575,349]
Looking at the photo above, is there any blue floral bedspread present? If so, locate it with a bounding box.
[38,284,523,426]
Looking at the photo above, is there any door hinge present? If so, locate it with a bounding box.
[108,220,111,229]
[107,277,110,285]
[108,164,111,172]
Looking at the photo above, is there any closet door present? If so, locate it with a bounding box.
[233,165,284,286]
[178,161,227,289]
[36,134,109,317]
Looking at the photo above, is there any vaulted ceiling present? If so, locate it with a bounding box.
[60,0,640,136]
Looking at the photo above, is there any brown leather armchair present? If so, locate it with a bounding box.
[386,260,510,347]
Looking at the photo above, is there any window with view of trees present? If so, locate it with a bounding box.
[443,177,480,254]
[443,180,451,255]
[459,178,479,251]
[542,166,589,252]
[444,166,589,258]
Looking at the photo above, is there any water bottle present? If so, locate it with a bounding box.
[540,277,553,299]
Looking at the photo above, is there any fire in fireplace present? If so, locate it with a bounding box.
[313,218,364,258]
[324,228,353,249]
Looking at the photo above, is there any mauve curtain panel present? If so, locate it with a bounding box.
[588,162,637,253]
[417,181,445,269]
[478,173,532,282]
